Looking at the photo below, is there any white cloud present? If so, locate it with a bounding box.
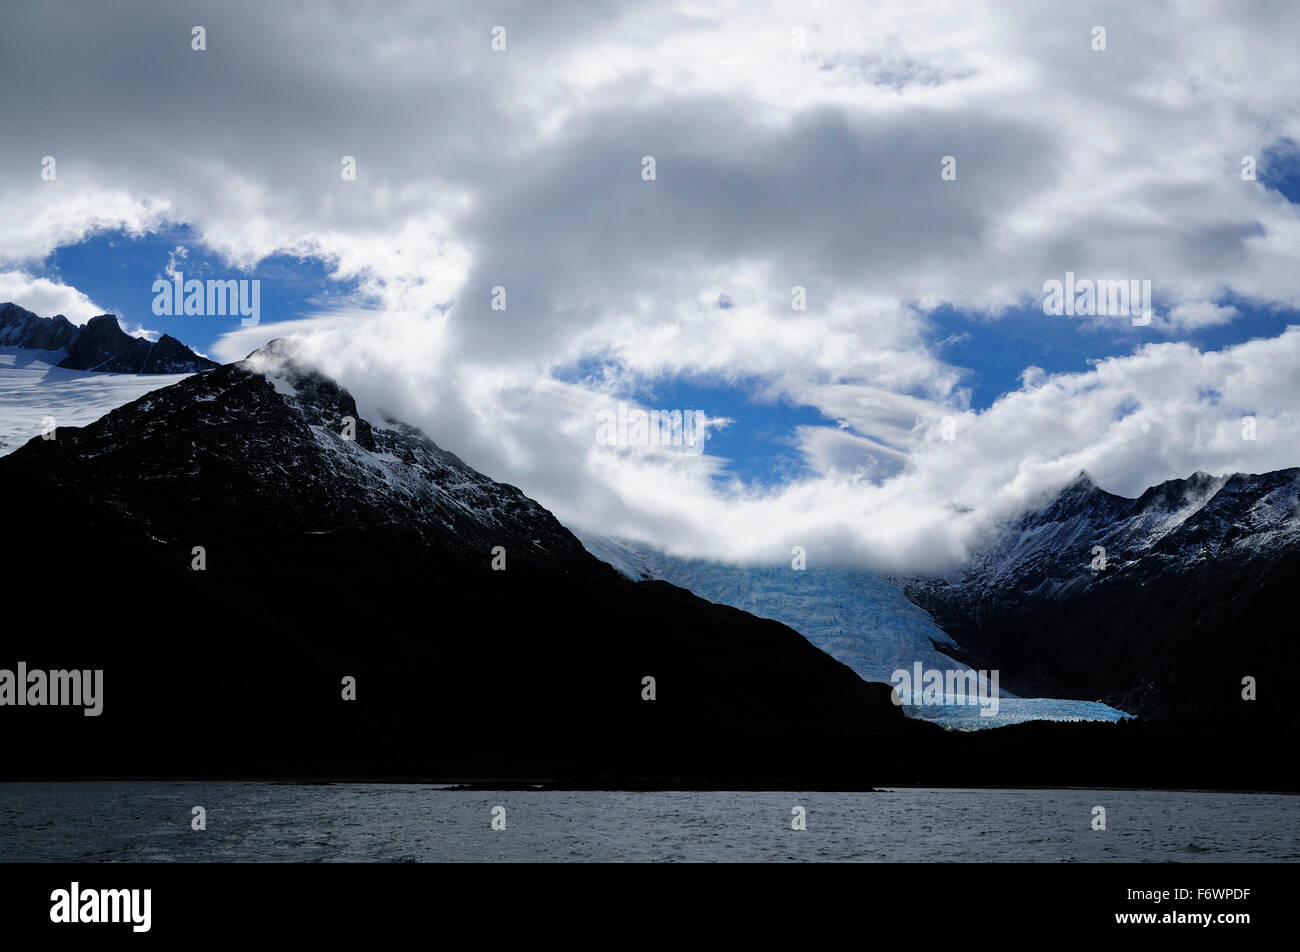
[1164,300,1240,330]
[0,272,106,325]
[4,0,1300,574]
[207,310,1300,576]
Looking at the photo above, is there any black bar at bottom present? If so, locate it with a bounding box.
[0,861,1284,939]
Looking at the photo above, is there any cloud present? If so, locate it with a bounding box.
[162,245,189,280]
[0,272,106,325]
[1163,300,1241,330]
[6,0,1300,322]
[207,306,1300,576]
[4,0,1300,574]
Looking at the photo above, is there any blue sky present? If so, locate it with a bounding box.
[927,300,1300,410]
[35,226,362,357]
[1261,138,1300,204]
[23,217,1298,487]
[6,0,1300,569]
[21,217,1300,487]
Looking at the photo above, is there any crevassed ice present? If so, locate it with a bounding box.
[581,535,1131,730]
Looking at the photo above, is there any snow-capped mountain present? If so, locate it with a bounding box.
[0,302,217,454]
[582,535,964,680]
[904,469,1300,723]
[581,534,1129,729]
[1,338,923,782]
[54,335,604,569]
[6,335,615,574]
[0,302,217,373]
[3,337,1293,787]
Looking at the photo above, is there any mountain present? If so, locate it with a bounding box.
[0,302,79,351]
[581,535,1130,729]
[581,534,963,684]
[0,302,217,373]
[2,344,1293,789]
[0,338,926,785]
[0,350,191,456]
[903,469,1300,724]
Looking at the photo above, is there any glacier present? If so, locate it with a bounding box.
[0,343,1132,731]
[0,348,191,456]
[581,535,1131,730]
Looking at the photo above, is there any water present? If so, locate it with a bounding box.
[1,783,1295,862]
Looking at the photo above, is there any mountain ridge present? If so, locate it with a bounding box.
[579,533,1132,729]
[0,301,217,373]
[0,337,925,784]
[2,343,1292,789]
[903,467,1300,723]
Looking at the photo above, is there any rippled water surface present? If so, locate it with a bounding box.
[1,783,1295,862]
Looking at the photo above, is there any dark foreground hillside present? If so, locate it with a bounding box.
[0,343,1292,790]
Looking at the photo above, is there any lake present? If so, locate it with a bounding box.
[1,783,1295,862]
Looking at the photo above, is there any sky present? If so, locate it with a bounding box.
[3,0,1300,575]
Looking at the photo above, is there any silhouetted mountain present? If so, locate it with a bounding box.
[0,302,217,373]
[580,534,1131,729]
[0,302,79,351]
[2,348,1293,790]
[0,339,924,784]
[904,469,1300,724]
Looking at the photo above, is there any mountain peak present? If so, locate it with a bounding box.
[0,301,80,351]
[0,302,217,373]
[235,338,369,441]
[5,347,615,579]
[1036,469,1103,513]
[907,465,1300,722]
[0,340,920,784]
[0,301,40,323]
[1068,468,1096,489]
[241,337,326,386]
[243,336,301,363]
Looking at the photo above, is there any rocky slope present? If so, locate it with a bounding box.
[0,302,217,373]
[904,469,1300,724]
[581,534,1131,729]
[0,339,922,783]
[3,343,1292,788]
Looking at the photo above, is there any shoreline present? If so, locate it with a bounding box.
[2,778,1295,795]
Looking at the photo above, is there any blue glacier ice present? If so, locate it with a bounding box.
[580,535,1131,731]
